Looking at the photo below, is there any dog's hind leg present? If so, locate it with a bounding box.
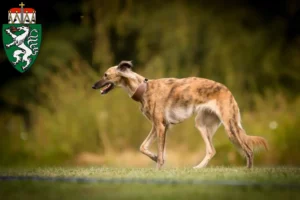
[140,125,158,162]
[193,110,221,169]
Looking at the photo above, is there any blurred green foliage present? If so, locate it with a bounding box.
[0,0,299,167]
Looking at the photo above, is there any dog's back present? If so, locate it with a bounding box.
[143,77,229,123]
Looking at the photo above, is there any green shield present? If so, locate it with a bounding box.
[2,24,42,73]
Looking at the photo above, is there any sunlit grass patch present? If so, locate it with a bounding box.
[0,167,300,200]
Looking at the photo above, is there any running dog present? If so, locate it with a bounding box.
[92,61,268,169]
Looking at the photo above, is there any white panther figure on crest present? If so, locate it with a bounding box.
[5,25,38,70]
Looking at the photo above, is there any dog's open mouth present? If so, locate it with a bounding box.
[100,82,114,94]
[92,80,115,94]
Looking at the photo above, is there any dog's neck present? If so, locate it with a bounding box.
[121,72,145,97]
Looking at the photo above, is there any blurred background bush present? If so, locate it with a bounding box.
[0,0,299,167]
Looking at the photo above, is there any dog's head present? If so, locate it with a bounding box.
[92,60,133,94]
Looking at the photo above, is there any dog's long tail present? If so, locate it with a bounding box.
[246,135,269,151]
[221,95,268,154]
[224,121,268,153]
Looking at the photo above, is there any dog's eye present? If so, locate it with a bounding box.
[104,73,108,77]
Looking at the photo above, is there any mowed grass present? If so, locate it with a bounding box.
[0,167,300,200]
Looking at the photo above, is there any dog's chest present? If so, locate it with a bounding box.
[140,104,152,121]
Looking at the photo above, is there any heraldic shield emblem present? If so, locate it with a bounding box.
[2,2,42,73]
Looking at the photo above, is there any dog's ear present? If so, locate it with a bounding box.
[117,60,133,71]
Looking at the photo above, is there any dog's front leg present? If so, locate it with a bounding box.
[156,123,168,169]
[140,125,157,162]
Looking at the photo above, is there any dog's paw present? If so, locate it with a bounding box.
[193,164,207,169]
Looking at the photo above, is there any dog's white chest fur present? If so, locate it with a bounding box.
[165,105,194,124]
[165,100,220,124]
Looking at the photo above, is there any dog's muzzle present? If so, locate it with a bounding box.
[92,80,114,95]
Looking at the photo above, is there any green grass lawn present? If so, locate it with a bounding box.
[0,167,300,200]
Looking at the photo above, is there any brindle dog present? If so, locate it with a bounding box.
[92,61,268,169]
